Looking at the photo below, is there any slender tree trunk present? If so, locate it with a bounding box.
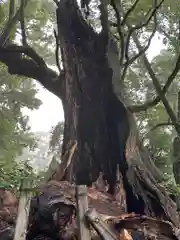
[172,92,180,211]
[54,0,179,226]
[173,92,180,187]
[173,136,180,185]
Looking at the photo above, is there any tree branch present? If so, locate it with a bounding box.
[127,0,180,114]
[9,0,15,20]
[124,0,164,63]
[53,0,59,6]
[20,0,27,46]
[99,0,108,33]
[157,25,171,41]
[128,53,180,112]
[121,0,140,26]
[54,29,61,73]
[120,0,159,83]
[132,33,179,132]
[111,0,125,65]
[0,0,28,46]
[124,13,157,67]
[121,17,157,82]
[2,45,47,67]
[128,97,159,112]
[0,44,64,99]
[130,0,164,33]
[5,0,15,44]
[99,0,109,46]
[150,122,174,131]
[177,92,180,122]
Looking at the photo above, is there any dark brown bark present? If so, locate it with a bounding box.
[27,181,180,240]
[173,93,180,187]
[54,0,179,226]
[57,0,129,193]
[2,181,179,240]
[0,45,63,98]
[0,0,179,230]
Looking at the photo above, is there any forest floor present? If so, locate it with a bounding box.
[0,180,180,240]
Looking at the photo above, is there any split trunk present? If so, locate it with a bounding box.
[53,0,178,226]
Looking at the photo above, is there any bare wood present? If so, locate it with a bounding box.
[86,208,117,240]
[13,180,33,240]
[51,140,77,181]
[76,185,91,240]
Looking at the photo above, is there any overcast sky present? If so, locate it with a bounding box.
[25,34,163,133]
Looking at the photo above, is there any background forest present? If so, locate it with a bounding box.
[0,0,179,194]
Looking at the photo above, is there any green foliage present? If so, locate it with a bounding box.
[0,3,5,25]
[126,47,180,176]
[0,64,41,158]
[44,0,180,181]
[160,175,180,196]
[0,0,57,186]
[114,0,180,178]
[0,63,42,185]
[0,64,42,185]
[24,0,57,65]
[0,159,35,187]
[1,0,180,189]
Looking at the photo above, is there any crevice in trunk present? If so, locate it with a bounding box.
[54,0,179,227]
[56,0,129,190]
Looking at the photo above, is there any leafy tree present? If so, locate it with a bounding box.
[1,0,180,226]
[0,69,42,186]
[0,64,42,185]
[0,0,43,186]
[126,48,180,176]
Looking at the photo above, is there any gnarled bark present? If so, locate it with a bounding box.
[56,0,129,193]
[0,0,179,231]
[54,0,179,226]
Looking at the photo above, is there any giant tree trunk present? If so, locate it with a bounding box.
[56,0,129,192]
[54,0,179,226]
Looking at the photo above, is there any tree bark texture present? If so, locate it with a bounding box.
[54,0,179,226]
[57,0,129,192]
[172,137,180,185]
[0,0,179,230]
